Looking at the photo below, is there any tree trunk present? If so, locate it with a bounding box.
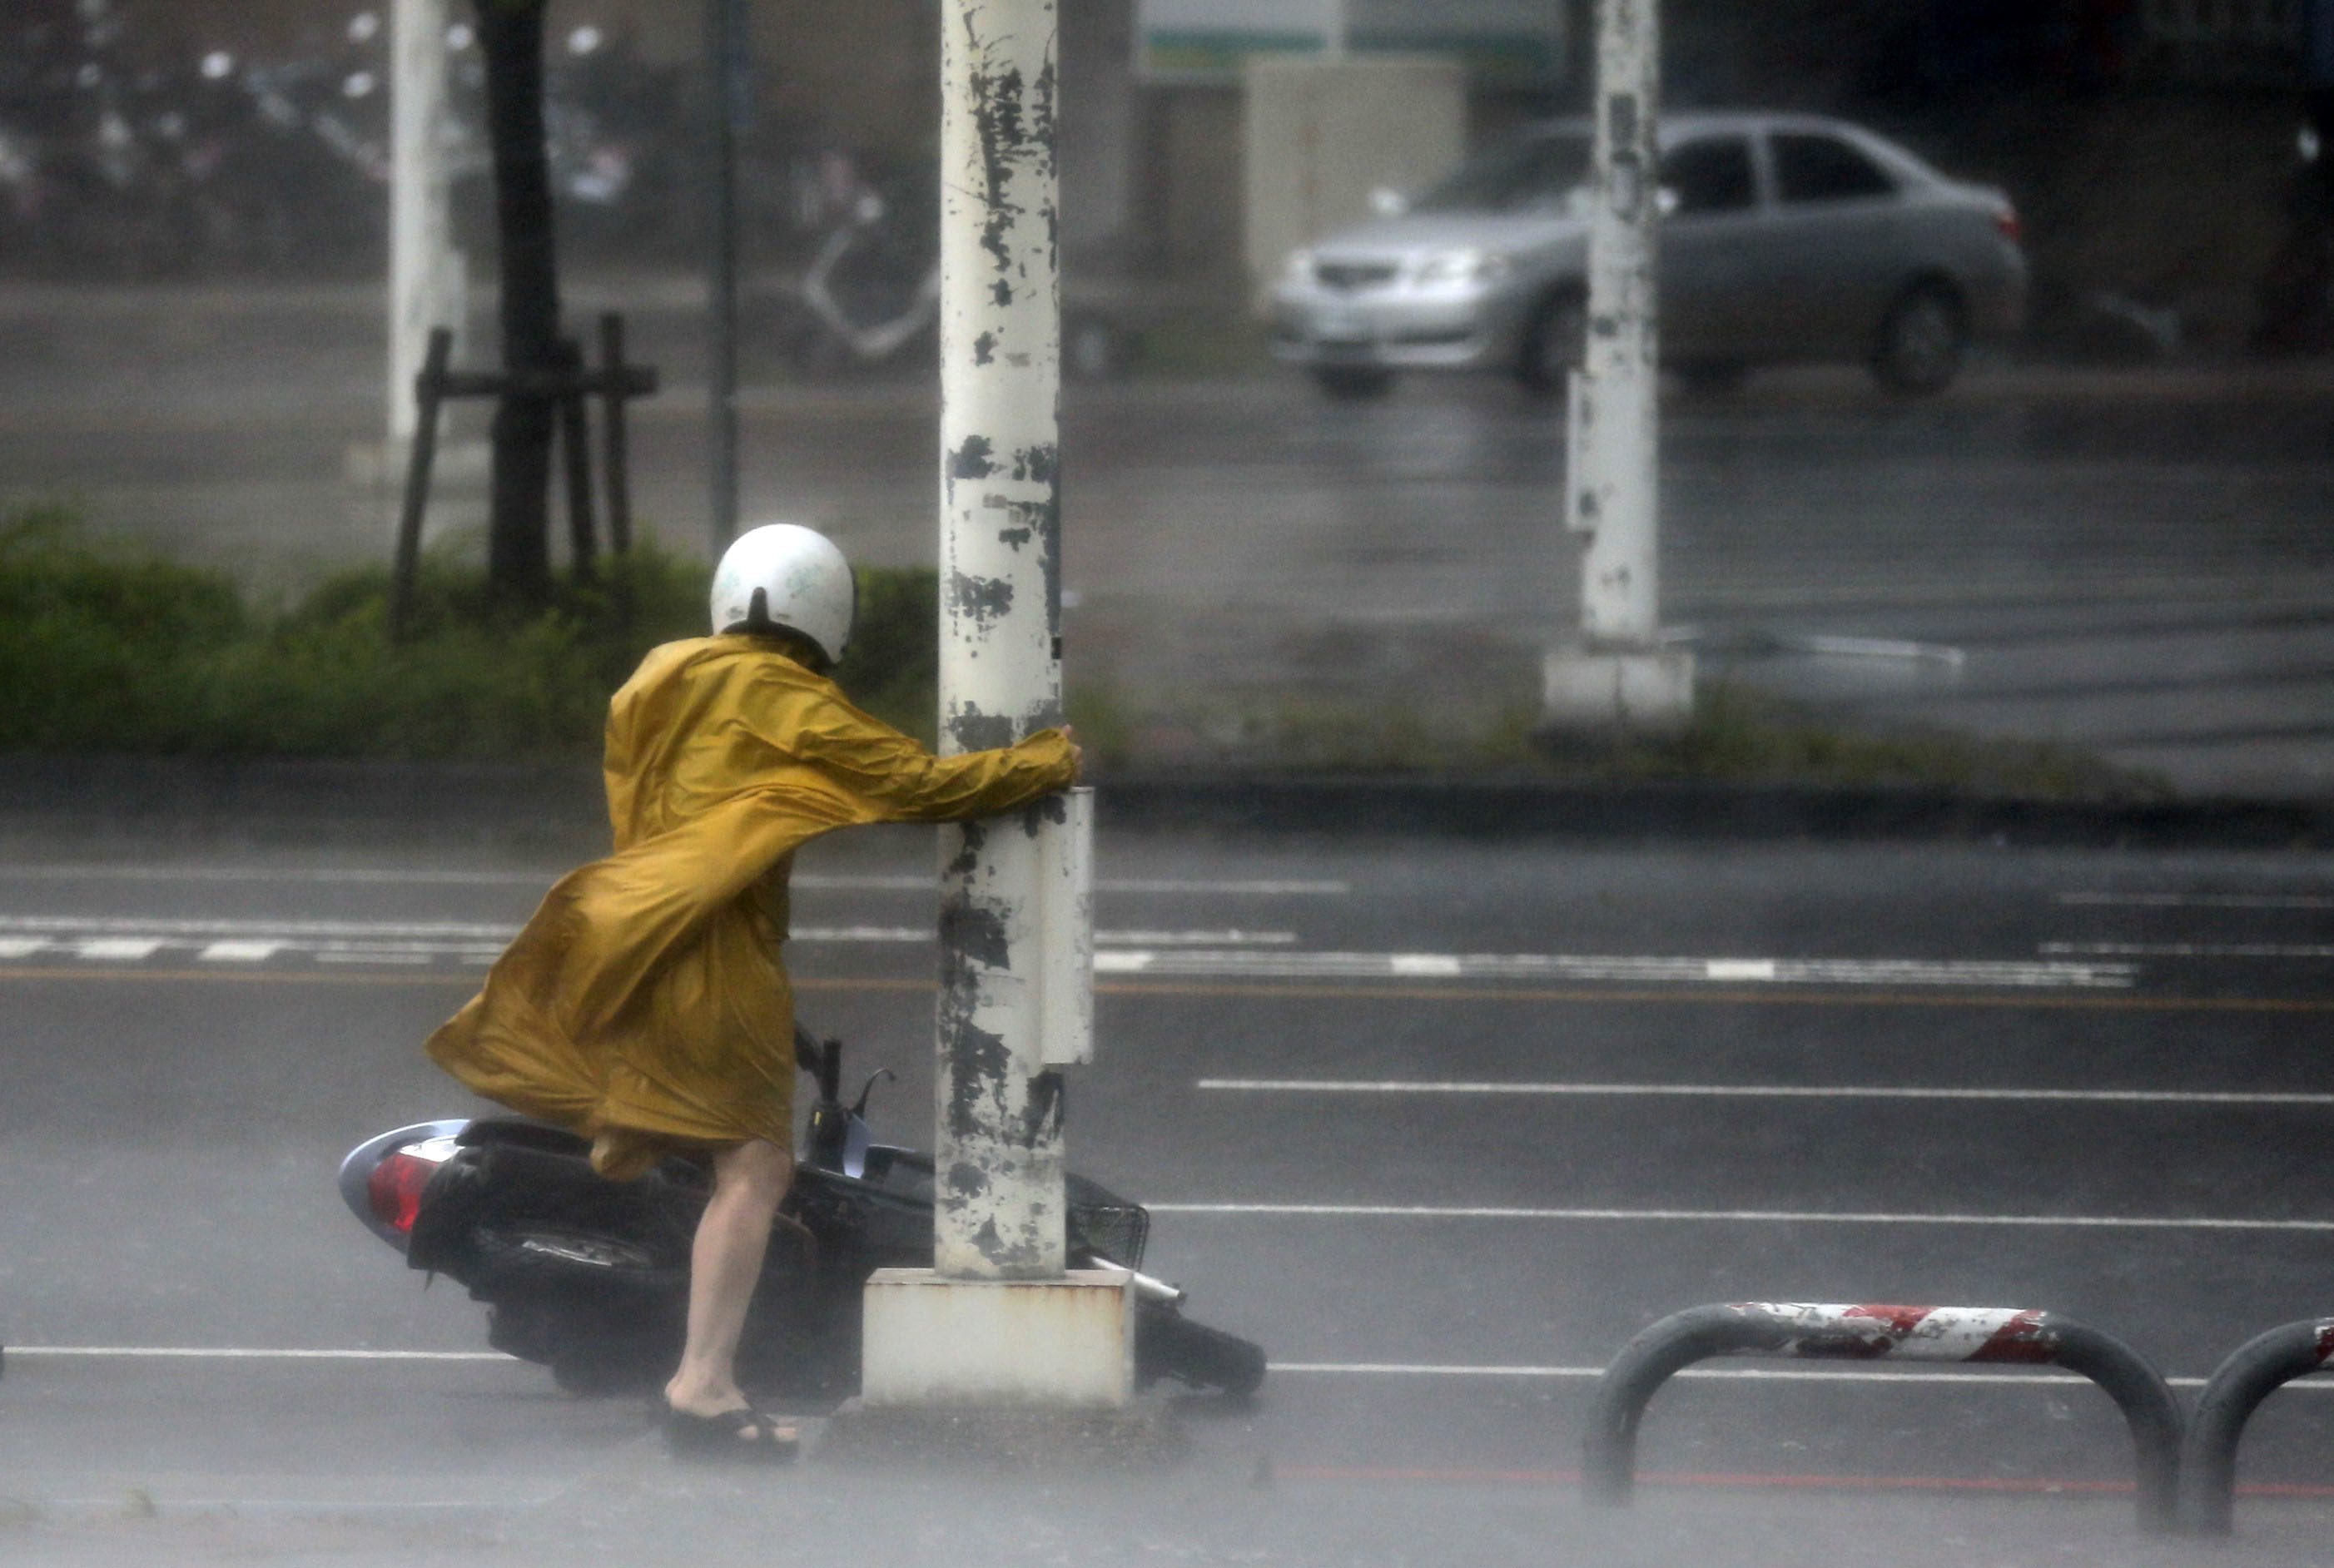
[474,0,559,603]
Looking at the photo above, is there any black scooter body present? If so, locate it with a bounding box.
[368,1038,1259,1402]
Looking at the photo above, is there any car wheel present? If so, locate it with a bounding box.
[1517,289,1587,397]
[1871,283,1967,396]
[1311,366,1396,401]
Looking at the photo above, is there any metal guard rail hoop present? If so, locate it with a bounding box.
[2178,1317,2334,1536]
[1585,1302,2183,1534]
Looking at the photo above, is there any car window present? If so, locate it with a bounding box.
[1661,137,1755,216]
[1413,133,1592,215]
[1771,133,1897,204]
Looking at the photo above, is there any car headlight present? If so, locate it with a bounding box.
[1281,247,1315,285]
[1415,248,1511,286]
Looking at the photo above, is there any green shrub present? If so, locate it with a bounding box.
[0,508,941,758]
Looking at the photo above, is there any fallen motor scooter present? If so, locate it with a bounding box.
[340,1027,1265,1402]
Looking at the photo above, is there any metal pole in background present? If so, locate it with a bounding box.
[935,0,1068,1281]
[389,0,464,449]
[704,0,747,549]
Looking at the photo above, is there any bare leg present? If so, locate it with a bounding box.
[665,1139,793,1425]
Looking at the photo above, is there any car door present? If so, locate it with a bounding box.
[1756,129,1908,359]
[1655,134,1762,364]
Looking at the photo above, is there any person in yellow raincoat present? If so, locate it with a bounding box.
[425,523,1079,1460]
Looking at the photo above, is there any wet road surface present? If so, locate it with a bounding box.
[7,821,2334,1562]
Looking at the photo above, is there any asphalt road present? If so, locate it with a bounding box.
[3,280,2333,794]
[7,818,2334,1564]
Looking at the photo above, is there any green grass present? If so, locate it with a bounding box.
[0,505,940,758]
[0,504,2161,798]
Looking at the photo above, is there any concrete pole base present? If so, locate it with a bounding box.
[860,1268,1135,1409]
[830,1268,1183,1468]
[1541,645,1696,736]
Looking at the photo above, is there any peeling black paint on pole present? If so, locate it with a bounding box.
[949,434,997,481]
[936,0,1067,1280]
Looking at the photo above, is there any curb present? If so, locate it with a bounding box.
[2,757,2330,850]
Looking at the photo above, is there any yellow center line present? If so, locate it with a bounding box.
[0,965,2327,1012]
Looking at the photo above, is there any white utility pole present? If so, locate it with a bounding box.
[855,0,1125,1414]
[932,0,1072,1283]
[388,0,465,448]
[1543,0,1692,732]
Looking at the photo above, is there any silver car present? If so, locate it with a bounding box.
[1268,112,2026,399]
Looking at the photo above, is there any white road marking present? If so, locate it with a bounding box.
[0,866,1352,896]
[2059,891,2334,911]
[2044,940,2334,960]
[0,915,517,940]
[25,918,2107,992]
[4,1346,510,1361]
[197,940,283,962]
[1390,954,1463,977]
[1100,878,1349,896]
[1146,1203,2334,1230]
[0,865,557,887]
[1096,950,2133,990]
[1105,929,1298,947]
[4,1345,2312,1394]
[1197,1079,2334,1106]
[1267,1363,2317,1391]
[75,938,162,961]
[0,915,1295,967]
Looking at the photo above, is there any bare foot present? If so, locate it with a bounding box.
[665,1372,750,1420]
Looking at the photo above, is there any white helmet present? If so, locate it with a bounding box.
[708,523,856,666]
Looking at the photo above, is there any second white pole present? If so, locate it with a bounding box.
[388,0,463,448]
[1544,0,1692,732]
[1572,0,1660,645]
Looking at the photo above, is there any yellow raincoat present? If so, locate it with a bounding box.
[425,633,1076,1178]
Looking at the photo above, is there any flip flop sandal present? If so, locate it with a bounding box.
[664,1405,801,1463]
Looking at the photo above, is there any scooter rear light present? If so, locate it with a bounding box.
[366,1150,439,1235]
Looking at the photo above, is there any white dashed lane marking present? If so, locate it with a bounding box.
[7,1347,2326,1392]
[1196,1079,2334,1106]
[0,865,1352,896]
[0,913,2138,990]
[2058,891,2334,911]
[1095,950,2133,990]
[2045,941,2334,960]
[196,940,286,963]
[1146,1203,2334,1230]
[75,938,164,961]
